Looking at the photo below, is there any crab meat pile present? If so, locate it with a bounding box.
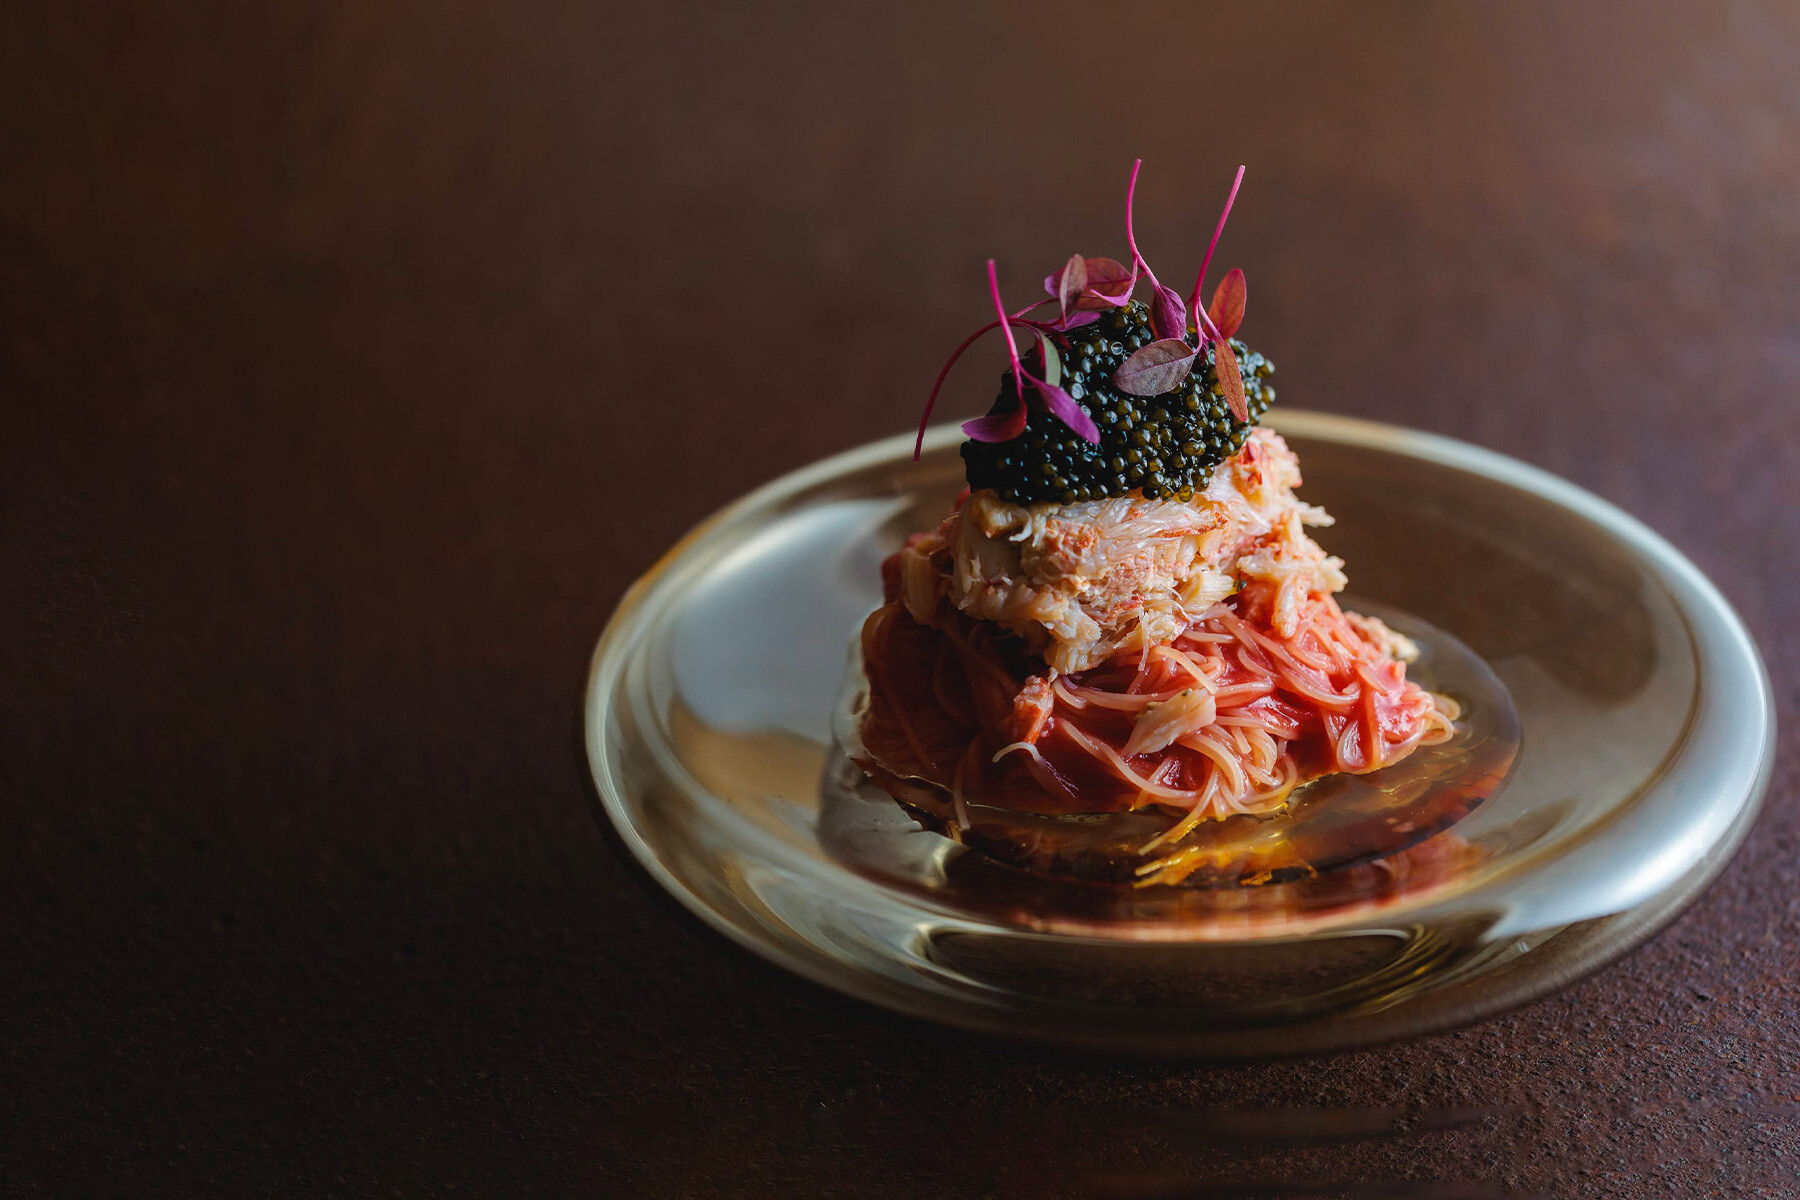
[896,429,1354,673]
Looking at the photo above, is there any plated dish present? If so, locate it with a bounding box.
[853,164,1482,888]
[583,166,1773,1054]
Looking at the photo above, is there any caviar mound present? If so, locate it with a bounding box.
[959,301,1275,506]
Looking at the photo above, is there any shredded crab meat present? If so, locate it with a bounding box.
[1122,688,1217,757]
[895,430,1339,671]
[1343,609,1420,663]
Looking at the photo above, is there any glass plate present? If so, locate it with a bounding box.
[583,412,1773,1056]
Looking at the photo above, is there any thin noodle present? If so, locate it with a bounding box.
[861,578,1459,860]
[1059,723,1205,805]
[991,740,1046,766]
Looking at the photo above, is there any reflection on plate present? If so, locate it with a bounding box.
[584,413,1773,1055]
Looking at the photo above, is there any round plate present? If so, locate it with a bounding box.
[583,412,1774,1056]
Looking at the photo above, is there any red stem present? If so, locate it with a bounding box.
[1188,164,1245,330]
[913,300,1056,460]
[987,259,1025,399]
[1122,158,1159,292]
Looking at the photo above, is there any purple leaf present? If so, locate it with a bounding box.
[1151,284,1187,341]
[1041,309,1101,332]
[1078,256,1136,308]
[1114,338,1199,396]
[1212,338,1248,423]
[1030,376,1100,443]
[963,403,1029,442]
[1055,254,1087,320]
[1045,257,1136,310]
[1209,272,1248,339]
[1208,268,1246,339]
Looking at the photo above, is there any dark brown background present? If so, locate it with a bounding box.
[6,1,1797,1196]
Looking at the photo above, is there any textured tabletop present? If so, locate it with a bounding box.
[6,2,1797,1195]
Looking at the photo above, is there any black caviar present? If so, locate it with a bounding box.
[960,301,1275,505]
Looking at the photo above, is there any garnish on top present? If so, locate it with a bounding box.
[914,162,1275,506]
